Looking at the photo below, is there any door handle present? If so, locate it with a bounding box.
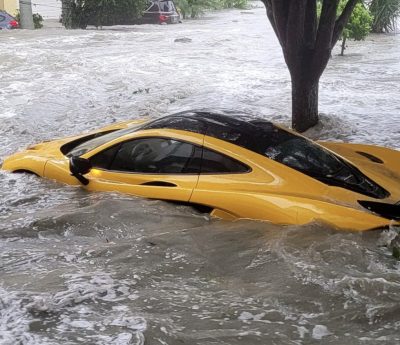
[140,181,177,187]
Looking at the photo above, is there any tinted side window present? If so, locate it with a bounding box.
[63,130,118,156]
[201,148,249,174]
[92,138,198,174]
[90,144,119,169]
[0,15,6,23]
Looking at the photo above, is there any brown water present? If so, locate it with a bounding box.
[1,6,400,345]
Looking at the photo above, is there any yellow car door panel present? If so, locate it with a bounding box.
[87,169,198,201]
[85,136,201,202]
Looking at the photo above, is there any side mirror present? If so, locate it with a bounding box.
[69,156,92,185]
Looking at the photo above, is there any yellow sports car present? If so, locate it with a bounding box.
[2,111,400,231]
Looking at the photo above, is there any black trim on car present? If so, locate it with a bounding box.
[89,135,252,175]
[60,130,118,156]
[358,200,400,220]
[356,151,384,164]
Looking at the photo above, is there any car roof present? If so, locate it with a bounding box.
[0,10,13,17]
[139,110,286,156]
[141,110,274,134]
[0,10,15,20]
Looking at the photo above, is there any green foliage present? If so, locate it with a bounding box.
[369,0,400,32]
[174,0,218,18]
[15,12,44,29]
[340,1,373,41]
[174,0,215,19]
[32,13,44,29]
[219,0,248,9]
[61,0,248,27]
[61,0,147,29]
[317,1,372,55]
[175,0,248,19]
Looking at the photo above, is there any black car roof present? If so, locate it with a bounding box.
[141,110,273,135]
[140,110,280,155]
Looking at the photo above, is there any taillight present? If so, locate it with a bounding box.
[159,15,167,22]
[10,20,19,28]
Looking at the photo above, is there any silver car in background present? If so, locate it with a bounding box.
[0,10,19,30]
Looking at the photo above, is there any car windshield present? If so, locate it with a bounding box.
[67,124,142,157]
[256,124,388,198]
[261,127,343,177]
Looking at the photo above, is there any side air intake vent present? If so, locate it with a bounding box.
[356,151,383,164]
[358,200,400,220]
[60,130,117,155]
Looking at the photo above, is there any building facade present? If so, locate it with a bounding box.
[0,0,18,16]
[0,0,61,18]
[33,0,61,19]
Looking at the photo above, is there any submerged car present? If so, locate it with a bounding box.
[140,0,180,24]
[87,0,180,26]
[0,10,19,30]
[2,111,400,231]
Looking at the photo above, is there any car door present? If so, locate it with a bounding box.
[189,144,257,219]
[85,137,202,202]
[189,138,304,223]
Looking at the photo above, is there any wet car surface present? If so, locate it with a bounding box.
[4,111,400,231]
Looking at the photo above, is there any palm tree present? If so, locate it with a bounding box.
[369,0,400,32]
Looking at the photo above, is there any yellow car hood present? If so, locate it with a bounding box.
[22,119,149,160]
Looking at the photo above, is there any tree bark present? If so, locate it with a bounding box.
[291,78,319,132]
[340,35,347,56]
[61,0,72,28]
[261,0,359,132]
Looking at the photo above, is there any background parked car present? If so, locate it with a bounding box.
[87,0,180,27]
[140,0,180,24]
[0,10,19,30]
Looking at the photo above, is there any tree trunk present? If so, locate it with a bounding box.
[291,78,319,132]
[261,0,360,132]
[340,35,346,56]
[61,0,72,28]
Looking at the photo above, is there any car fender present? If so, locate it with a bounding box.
[43,158,81,186]
[194,190,398,231]
[2,152,47,176]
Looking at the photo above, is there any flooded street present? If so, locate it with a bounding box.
[1,5,400,344]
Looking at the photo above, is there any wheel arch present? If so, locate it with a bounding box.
[13,169,39,176]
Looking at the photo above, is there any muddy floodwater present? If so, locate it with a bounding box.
[1,5,400,345]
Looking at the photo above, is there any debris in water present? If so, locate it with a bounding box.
[174,37,192,43]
